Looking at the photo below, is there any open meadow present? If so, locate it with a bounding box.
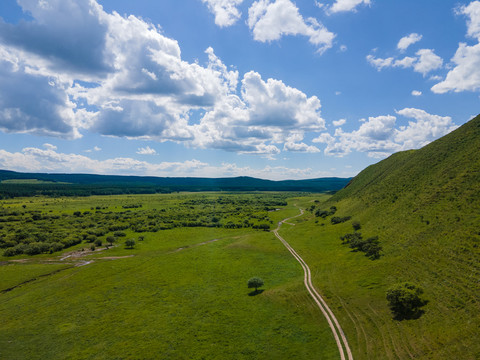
[2,187,478,359]
[0,192,338,360]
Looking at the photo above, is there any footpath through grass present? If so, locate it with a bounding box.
[279,195,480,360]
[0,193,338,360]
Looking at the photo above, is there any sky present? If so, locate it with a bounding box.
[0,0,479,180]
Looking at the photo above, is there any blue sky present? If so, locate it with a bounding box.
[0,0,479,180]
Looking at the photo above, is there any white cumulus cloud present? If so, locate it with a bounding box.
[327,0,371,14]
[137,146,157,155]
[432,1,480,93]
[247,0,335,54]
[0,0,327,156]
[413,49,443,76]
[201,0,244,27]
[190,71,325,155]
[397,33,423,51]
[315,109,457,158]
[366,55,394,71]
[367,49,443,75]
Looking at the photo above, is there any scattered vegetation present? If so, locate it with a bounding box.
[296,114,480,358]
[315,206,337,218]
[330,216,351,225]
[340,232,382,259]
[0,193,289,257]
[339,223,382,260]
[0,192,339,359]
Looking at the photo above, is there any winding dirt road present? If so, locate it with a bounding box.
[274,208,353,360]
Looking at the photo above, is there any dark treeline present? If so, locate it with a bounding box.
[0,183,171,199]
[0,170,351,198]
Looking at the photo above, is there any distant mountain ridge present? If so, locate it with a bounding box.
[0,170,351,197]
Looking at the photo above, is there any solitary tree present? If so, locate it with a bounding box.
[386,282,426,319]
[125,238,136,249]
[248,277,264,293]
[106,236,116,246]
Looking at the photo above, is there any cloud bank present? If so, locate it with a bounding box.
[313,108,457,158]
[0,0,326,156]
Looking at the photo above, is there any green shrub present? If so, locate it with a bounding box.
[85,235,97,243]
[3,247,18,257]
[49,242,64,253]
[386,282,426,319]
[125,238,136,249]
[24,243,43,255]
[331,216,351,224]
[340,233,382,259]
[340,232,362,244]
[363,237,382,259]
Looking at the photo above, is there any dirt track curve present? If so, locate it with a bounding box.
[273,208,354,360]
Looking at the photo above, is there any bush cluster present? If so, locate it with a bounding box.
[315,206,337,218]
[339,221,382,259]
[331,216,352,224]
[340,232,382,259]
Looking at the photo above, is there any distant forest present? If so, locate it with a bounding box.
[0,170,351,198]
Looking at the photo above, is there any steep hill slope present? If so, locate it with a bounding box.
[329,114,480,358]
[284,114,480,359]
[332,113,480,210]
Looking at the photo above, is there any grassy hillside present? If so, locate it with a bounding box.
[280,115,480,359]
[331,114,480,207]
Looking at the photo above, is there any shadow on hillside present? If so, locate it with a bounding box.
[248,289,264,296]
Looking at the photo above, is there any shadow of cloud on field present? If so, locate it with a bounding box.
[248,289,264,296]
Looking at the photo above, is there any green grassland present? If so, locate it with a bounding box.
[1,111,479,360]
[0,193,338,360]
[278,116,480,359]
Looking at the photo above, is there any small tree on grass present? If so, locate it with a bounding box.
[248,277,264,293]
[125,238,136,249]
[106,236,116,246]
[386,282,426,319]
